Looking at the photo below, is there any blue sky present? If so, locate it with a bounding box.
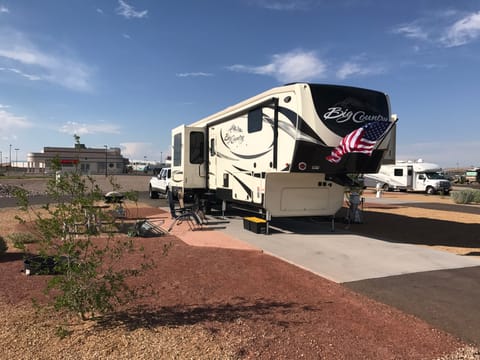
[0,0,479,168]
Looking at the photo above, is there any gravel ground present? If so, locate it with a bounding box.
[1,175,479,359]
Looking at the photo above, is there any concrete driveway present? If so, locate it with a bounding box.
[209,197,480,346]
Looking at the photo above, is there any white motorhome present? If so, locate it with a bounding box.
[171,83,397,219]
[363,160,451,194]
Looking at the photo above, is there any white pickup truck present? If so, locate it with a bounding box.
[148,167,171,199]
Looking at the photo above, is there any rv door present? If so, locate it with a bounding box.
[208,126,217,189]
[407,165,413,188]
[171,125,207,190]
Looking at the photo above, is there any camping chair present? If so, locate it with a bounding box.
[167,205,204,232]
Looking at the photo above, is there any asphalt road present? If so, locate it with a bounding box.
[344,266,480,346]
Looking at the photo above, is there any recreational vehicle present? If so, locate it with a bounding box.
[170,83,397,219]
[363,160,451,194]
[465,168,480,183]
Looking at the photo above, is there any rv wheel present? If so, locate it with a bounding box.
[382,183,390,192]
[426,186,436,195]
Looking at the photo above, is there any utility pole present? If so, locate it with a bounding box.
[9,144,12,167]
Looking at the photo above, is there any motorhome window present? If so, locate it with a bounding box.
[189,131,204,164]
[248,108,263,133]
[394,168,403,176]
[173,133,182,166]
[408,169,413,176]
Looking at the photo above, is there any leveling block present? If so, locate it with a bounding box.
[243,217,267,234]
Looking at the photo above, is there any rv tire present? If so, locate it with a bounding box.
[426,186,436,195]
[382,183,390,192]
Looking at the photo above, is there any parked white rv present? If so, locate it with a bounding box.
[170,83,397,219]
[363,160,451,194]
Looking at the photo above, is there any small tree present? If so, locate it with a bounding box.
[15,142,154,320]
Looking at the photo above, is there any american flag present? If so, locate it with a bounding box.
[326,121,391,164]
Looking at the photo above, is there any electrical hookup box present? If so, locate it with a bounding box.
[243,217,267,234]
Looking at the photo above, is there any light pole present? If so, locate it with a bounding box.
[160,152,163,164]
[14,148,19,167]
[9,144,12,167]
[104,145,108,177]
[0,151,2,167]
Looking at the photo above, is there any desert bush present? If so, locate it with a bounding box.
[14,136,155,321]
[0,235,7,255]
[450,189,478,204]
[9,232,39,251]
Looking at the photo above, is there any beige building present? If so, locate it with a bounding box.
[27,143,129,175]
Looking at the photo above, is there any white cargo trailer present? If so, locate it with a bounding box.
[170,83,397,219]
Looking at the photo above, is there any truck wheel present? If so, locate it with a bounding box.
[149,185,159,199]
[426,186,436,195]
[382,183,390,192]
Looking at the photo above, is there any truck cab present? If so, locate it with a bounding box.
[415,171,451,194]
[148,167,171,199]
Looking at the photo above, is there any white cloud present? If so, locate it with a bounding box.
[393,10,480,48]
[0,106,33,138]
[227,49,326,82]
[0,5,8,13]
[118,142,170,162]
[116,0,148,19]
[0,67,41,81]
[176,72,213,78]
[0,29,94,92]
[392,23,429,41]
[250,0,312,11]
[122,33,131,39]
[60,121,121,136]
[336,61,385,80]
[96,8,103,14]
[442,11,480,47]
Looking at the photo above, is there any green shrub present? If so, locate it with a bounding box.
[9,232,39,251]
[451,189,477,204]
[0,235,7,255]
[13,135,156,321]
[473,190,480,204]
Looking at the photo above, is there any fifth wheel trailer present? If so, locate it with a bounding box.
[170,83,397,219]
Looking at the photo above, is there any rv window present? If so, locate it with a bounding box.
[394,168,403,176]
[210,138,215,156]
[248,108,263,133]
[173,133,182,166]
[190,131,204,164]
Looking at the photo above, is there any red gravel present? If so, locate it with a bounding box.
[0,205,469,359]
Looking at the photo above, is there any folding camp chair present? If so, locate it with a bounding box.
[167,206,204,232]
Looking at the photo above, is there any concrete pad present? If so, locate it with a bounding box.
[218,216,480,283]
